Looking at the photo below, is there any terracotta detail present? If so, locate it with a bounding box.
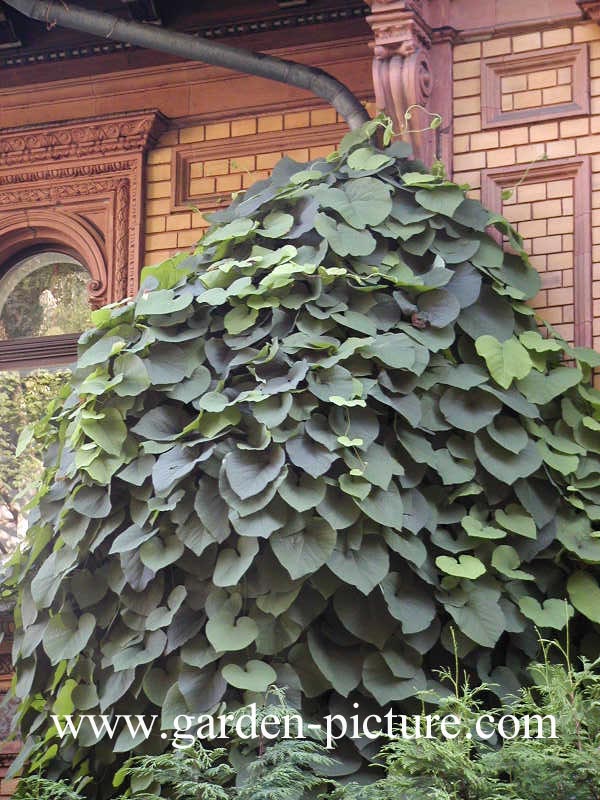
[365,0,454,166]
[482,45,590,129]
[0,111,165,166]
[0,210,108,305]
[0,110,167,310]
[482,157,593,348]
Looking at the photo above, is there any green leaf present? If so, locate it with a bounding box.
[205,615,258,652]
[43,612,95,665]
[224,446,285,500]
[135,288,193,317]
[222,660,277,692]
[78,336,124,369]
[224,304,259,334]
[486,415,528,455]
[519,330,563,353]
[475,432,542,485]
[446,583,505,647]
[491,545,534,580]
[109,524,156,554]
[381,572,436,634]
[307,630,362,697]
[567,571,600,623]
[258,211,294,238]
[417,289,461,329]
[461,516,506,540]
[319,177,392,228]
[516,366,582,405]
[439,387,501,433]
[436,554,486,579]
[458,286,515,341]
[271,518,336,579]
[494,505,536,539]
[415,186,465,217]
[315,212,376,257]
[152,445,200,495]
[357,484,404,528]
[327,534,389,595]
[362,653,426,705]
[140,535,184,571]
[347,147,393,173]
[475,335,532,389]
[213,538,259,587]
[518,597,573,629]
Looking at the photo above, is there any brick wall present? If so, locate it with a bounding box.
[452,22,600,350]
[143,107,347,267]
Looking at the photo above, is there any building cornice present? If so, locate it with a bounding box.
[0,3,369,70]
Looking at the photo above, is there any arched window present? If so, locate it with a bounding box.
[0,250,93,370]
[0,251,92,340]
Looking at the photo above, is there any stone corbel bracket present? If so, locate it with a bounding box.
[366,1,434,163]
[366,1,456,169]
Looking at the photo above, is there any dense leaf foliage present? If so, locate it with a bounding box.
[0,369,69,556]
[336,642,600,800]
[5,118,600,794]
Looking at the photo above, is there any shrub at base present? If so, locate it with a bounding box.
[5,117,600,796]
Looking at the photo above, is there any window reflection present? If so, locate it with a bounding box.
[0,251,92,340]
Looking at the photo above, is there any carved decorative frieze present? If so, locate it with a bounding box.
[0,111,165,167]
[0,110,167,313]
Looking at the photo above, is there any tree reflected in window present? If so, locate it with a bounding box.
[0,251,92,340]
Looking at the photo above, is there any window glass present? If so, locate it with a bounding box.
[0,251,92,340]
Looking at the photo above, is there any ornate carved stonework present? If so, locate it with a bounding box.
[0,110,167,310]
[366,0,435,164]
[0,112,164,167]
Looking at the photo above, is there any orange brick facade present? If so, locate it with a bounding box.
[143,108,348,265]
[451,21,600,349]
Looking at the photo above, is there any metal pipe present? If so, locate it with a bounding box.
[3,0,370,130]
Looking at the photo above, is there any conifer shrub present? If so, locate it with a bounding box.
[5,117,600,795]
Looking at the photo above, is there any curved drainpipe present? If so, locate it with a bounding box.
[3,0,370,130]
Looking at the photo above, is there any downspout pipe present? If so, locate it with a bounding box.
[3,0,370,131]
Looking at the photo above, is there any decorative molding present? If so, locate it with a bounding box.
[0,110,167,310]
[482,156,592,347]
[0,4,368,70]
[172,122,347,212]
[0,110,166,167]
[0,209,109,305]
[0,333,81,370]
[365,0,439,165]
[577,0,600,23]
[481,44,589,129]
